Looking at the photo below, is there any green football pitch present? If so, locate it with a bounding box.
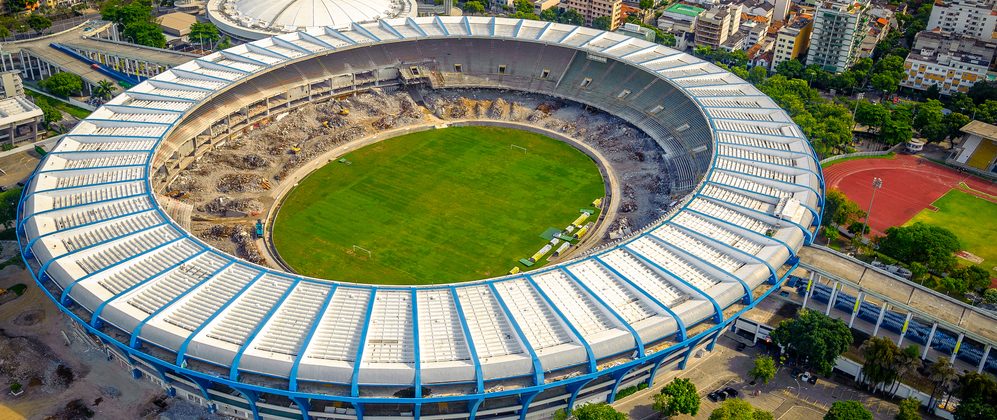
[272,126,606,285]
[906,189,997,273]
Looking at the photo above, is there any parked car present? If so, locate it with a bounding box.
[723,387,739,398]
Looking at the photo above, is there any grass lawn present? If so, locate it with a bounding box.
[905,189,997,273]
[820,152,895,169]
[25,90,92,119]
[273,126,605,285]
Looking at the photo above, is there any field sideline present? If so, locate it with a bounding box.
[272,126,606,285]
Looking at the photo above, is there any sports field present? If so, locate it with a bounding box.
[272,126,605,285]
[906,189,997,272]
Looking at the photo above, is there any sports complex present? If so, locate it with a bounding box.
[16,17,824,419]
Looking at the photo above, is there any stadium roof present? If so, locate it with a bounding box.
[206,0,418,40]
[18,17,823,404]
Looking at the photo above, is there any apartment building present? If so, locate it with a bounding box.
[695,3,743,48]
[902,30,997,94]
[927,0,997,41]
[0,71,25,99]
[806,0,872,72]
[771,15,813,69]
[560,0,624,29]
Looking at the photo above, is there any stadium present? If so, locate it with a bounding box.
[16,17,824,420]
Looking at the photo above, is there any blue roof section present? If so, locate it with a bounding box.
[15,17,822,403]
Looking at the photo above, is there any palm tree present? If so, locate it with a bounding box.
[890,345,921,397]
[860,336,900,394]
[927,358,958,410]
[93,80,115,102]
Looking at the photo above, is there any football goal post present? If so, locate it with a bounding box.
[510,144,528,154]
[352,245,372,259]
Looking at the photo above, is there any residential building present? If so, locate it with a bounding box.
[0,71,25,99]
[658,3,706,49]
[616,22,657,41]
[806,0,872,72]
[695,3,743,48]
[741,0,774,23]
[560,0,624,29]
[901,30,997,94]
[773,0,791,22]
[772,14,813,69]
[950,120,997,173]
[0,96,42,146]
[927,0,997,41]
[533,0,560,13]
[743,19,769,46]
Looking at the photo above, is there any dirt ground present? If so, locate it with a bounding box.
[0,264,213,419]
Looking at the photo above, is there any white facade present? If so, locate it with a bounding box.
[927,0,997,41]
[807,0,871,72]
[902,31,996,94]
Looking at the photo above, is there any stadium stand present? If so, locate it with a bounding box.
[17,17,823,419]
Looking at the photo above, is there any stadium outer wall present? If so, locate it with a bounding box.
[16,17,824,420]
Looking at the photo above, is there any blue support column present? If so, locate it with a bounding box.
[679,336,706,370]
[518,391,540,420]
[607,366,636,403]
[566,378,594,413]
[232,387,260,420]
[292,396,311,420]
[706,325,726,351]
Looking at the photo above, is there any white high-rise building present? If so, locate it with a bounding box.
[806,0,871,73]
[927,0,997,41]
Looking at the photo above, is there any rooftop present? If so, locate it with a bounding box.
[666,3,707,17]
[961,120,997,140]
[0,96,42,126]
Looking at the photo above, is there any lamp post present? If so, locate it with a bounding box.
[863,177,883,241]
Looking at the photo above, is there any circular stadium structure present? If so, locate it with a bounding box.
[207,0,418,40]
[17,17,824,420]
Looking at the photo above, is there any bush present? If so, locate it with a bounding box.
[9,382,21,394]
[614,382,649,400]
[38,72,83,97]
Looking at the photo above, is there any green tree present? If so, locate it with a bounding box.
[37,101,62,125]
[26,13,50,34]
[513,0,533,14]
[943,112,970,140]
[710,398,774,420]
[217,36,232,49]
[774,59,804,79]
[878,222,960,272]
[859,336,900,394]
[967,80,997,105]
[954,372,997,420]
[854,101,889,130]
[39,72,83,97]
[824,401,873,420]
[769,309,852,376]
[0,25,10,39]
[895,397,920,420]
[570,402,627,420]
[592,15,611,30]
[559,8,583,25]
[951,265,991,294]
[123,20,166,48]
[880,111,914,145]
[654,378,700,417]
[914,99,947,142]
[749,355,776,385]
[824,226,840,243]
[975,100,997,124]
[93,80,116,101]
[947,92,975,115]
[891,345,921,397]
[462,1,485,14]
[189,21,220,48]
[747,65,767,84]
[0,187,22,229]
[822,189,864,227]
[870,73,900,94]
[927,358,958,409]
[639,0,653,9]
[983,288,997,305]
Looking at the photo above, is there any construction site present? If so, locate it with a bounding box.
[166,88,679,267]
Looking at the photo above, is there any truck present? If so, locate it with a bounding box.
[255,219,264,237]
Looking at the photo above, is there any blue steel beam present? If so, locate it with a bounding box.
[592,256,687,341]
[487,282,544,386]
[411,289,422,399]
[350,289,378,397]
[57,234,185,304]
[176,271,267,365]
[523,274,597,373]
[229,277,302,381]
[129,259,238,347]
[450,286,484,393]
[624,244,724,323]
[647,233,752,304]
[670,222,778,283]
[561,266,645,356]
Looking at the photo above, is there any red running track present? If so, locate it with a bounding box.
[823,155,997,235]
